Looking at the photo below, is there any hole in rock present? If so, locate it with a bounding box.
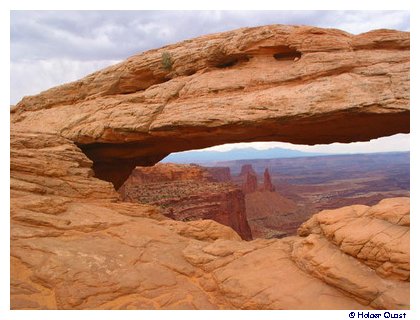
[185,69,197,76]
[265,46,302,61]
[273,51,301,61]
[212,54,251,69]
[105,134,409,241]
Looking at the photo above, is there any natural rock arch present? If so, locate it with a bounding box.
[11,25,409,189]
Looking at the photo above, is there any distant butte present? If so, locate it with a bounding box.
[262,168,275,192]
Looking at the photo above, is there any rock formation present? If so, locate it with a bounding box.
[11,25,409,189]
[227,154,409,238]
[119,164,252,240]
[242,171,258,194]
[262,168,275,192]
[294,198,409,308]
[245,191,307,239]
[205,167,232,182]
[239,166,313,238]
[120,163,213,185]
[239,164,257,178]
[10,25,410,309]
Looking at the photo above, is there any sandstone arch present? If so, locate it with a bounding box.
[10,25,410,310]
[11,25,409,188]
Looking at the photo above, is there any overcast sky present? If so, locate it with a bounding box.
[10,10,410,153]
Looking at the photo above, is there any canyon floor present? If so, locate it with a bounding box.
[223,152,410,238]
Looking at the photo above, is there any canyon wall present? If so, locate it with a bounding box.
[224,154,410,238]
[119,164,252,240]
[236,165,309,238]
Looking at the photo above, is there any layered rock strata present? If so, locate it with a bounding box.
[119,164,252,240]
[294,198,409,308]
[244,191,307,238]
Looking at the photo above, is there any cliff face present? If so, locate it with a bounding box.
[239,164,257,178]
[242,171,258,194]
[240,165,275,194]
[205,167,232,182]
[120,163,212,187]
[238,166,300,238]
[262,168,275,192]
[225,155,410,239]
[119,164,252,240]
[10,25,410,309]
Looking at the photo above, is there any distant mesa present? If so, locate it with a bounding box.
[204,166,232,182]
[163,147,326,164]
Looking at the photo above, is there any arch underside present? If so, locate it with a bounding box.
[80,109,409,189]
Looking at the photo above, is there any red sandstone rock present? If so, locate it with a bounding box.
[121,163,213,185]
[205,167,232,182]
[245,191,305,238]
[226,155,409,238]
[242,171,258,194]
[119,164,252,240]
[262,168,275,192]
[239,164,257,178]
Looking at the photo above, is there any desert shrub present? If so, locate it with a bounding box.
[161,51,172,70]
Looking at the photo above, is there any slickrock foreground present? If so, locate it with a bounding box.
[10,25,409,309]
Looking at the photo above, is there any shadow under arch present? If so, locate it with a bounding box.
[78,109,409,190]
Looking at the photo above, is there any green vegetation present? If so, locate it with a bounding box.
[161,51,173,70]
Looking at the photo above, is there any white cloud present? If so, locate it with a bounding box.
[202,134,410,154]
[332,11,410,34]
[10,58,120,104]
[10,10,409,104]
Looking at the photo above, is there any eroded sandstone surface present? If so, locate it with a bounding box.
[10,134,410,308]
[10,24,409,309]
